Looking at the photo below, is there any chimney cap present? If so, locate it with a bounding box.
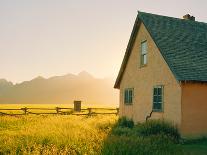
[183,14,195,21]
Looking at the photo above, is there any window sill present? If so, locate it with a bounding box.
[152,109,163,113]
[124,103,133,106]
[140,64,147,68]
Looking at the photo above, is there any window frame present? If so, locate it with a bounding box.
[152,85,164,112]
[124,88,134,105]
[140,40,148,67]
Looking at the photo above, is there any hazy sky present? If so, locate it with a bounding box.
[0,0,206,83]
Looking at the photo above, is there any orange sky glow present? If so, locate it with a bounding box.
[0,0,206,83]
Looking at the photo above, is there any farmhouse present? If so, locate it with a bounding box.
[114,11,207,136]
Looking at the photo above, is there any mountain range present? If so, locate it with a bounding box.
[0,71,118,106]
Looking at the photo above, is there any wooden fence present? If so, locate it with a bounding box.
[0,107,119,116]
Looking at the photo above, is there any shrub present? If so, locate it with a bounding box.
[111,127,134,136]
[135,120,180,143]
[102,119,183,154]
[116,117,134,128]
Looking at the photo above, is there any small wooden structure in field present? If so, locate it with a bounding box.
[74,100,81,112]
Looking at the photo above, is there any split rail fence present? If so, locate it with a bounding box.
[0,107,119,116]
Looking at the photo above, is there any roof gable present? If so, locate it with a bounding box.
[114,12,207,88]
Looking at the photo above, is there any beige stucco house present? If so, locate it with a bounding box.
[114,12,207,137]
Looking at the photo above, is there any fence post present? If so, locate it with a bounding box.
[116,108,119,116]
[56,107,60,114]
[88,108,92,116]
[22,107,27,115]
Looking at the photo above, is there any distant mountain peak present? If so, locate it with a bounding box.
[78,71,93,78]
[64,73,76,77]
[32,76,45,81]
[0,79,13,86]
[0,79,8,83]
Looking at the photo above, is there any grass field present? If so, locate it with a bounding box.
[0,114,117,154]
[0,104,207,155]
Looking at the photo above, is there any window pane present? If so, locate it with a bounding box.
[124,90,127,103]
[157,102,162,110]
[153,95,157,102]
[158,88,162,95]
[143,54,147,64]
[130,89,133,103]
[129,90,132,103]
[153,102,158,109]
[127,90,129,103]
[141,41,147,54]
[153,88,158,95]
[129,90,132,97]
[141,55,144,65]
[129,96,132,103]
[141,54,147,66]
[157,95,162,102]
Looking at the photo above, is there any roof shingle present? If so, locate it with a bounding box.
[138,12,207,81]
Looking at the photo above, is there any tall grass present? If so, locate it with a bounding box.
[1,112,207,155]
[0,115,117,154]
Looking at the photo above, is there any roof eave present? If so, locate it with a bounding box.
[180,80,207,84]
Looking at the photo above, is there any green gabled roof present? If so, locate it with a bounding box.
[114,11,207,88]
[139,11,207,81]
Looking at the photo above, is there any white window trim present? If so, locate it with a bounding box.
[140,40,148,67]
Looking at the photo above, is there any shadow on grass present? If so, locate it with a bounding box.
[101,117,186,155]
[181,137,207,155]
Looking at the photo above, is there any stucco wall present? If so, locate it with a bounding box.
[181,83,207,137]
[119,22,182,127]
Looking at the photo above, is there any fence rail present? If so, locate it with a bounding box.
[0,107,119,116]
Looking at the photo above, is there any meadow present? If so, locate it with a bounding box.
[0,104,207,155]
[0,114,117,154]
[0,104,118,154]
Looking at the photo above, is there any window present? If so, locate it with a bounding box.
[141,41,147,66]
[153,86,163,111]
[124,88,134,105]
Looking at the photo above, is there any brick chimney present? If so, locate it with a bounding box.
[183,14,195,21]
